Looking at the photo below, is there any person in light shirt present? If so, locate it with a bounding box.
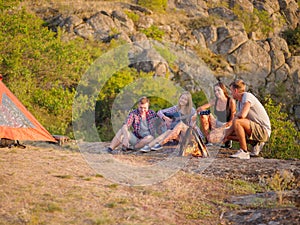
[224,79,271,159]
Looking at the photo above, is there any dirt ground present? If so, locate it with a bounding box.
[0,142,299,225]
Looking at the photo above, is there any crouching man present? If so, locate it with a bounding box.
[106,96,157,154]
[223,79,271,159]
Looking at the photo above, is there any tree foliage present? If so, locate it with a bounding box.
[263,96,300,159]
[0,1,104,136]
[137,0,167,12]
[233,7,274,37]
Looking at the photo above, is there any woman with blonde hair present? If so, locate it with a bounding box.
[140,91,203,152]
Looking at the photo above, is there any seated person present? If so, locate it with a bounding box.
[106,96,157,154]
[197,81,236,147]
[223,79,271,159]
[140,91,202,152]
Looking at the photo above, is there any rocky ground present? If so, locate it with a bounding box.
[1,141,298,224]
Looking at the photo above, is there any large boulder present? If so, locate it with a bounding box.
[112,10,135,34]
[74,23,94,39]
[278,0,300,28]
[196,26,218,46]
[229,0,254,12]
[128,46,167,74]
[253,0,280,14]
[268,36,291,72]
[174,0,208,17]
[227,40,271,89]
[87,11,116,41]
[208,7,236,20]
[211,21,249,55]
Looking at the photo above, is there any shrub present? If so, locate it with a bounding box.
[282,25,300,55]
[124,10,140,24]
[233,7,273,37]
[263,96,300,159]
[137,0,167,12]
[0,2,104,136]
[140,25,165,41]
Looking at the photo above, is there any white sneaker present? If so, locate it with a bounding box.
[140,145,151,153]
[230,149,250,159]
[151,143,163,151]
[250,142,265,157]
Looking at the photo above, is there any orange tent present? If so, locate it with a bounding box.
[0,75,56,142]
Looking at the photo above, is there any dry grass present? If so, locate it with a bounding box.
[0,143,260,225]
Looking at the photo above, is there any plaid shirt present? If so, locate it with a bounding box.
[125,109,157,139]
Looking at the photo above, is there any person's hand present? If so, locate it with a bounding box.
[192,113,197,120]
[191,114,197,127]
[163,116,172,127]
[197,106,205,113]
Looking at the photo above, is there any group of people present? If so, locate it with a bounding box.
[106,79,271,160]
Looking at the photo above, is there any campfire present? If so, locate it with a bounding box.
[179,127,209,158]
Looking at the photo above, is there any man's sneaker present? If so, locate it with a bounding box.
[206,142,213,147]
[105,147,118,154]
[250,142,265,157]
[151,143,163,151]
[140,145,151,153]
[230,149,250,159]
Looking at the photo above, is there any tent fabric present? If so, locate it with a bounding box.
[0,76,56,142]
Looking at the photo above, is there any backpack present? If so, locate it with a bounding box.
[0,138,26,149]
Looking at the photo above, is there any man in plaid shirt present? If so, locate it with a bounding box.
[106,96,158,154]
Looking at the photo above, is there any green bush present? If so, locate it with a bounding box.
[233,7,273,37]
[140,25,165,41]
[137,0,167,12]
[0,2,104,136]
[124,10,140,24]
[263,96,300,159]
[282,26,300,55]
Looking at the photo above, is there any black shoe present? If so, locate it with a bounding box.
[105,147,120,154]
[122,146,134,151]
[105,147,113,153]
[221,140,232,149]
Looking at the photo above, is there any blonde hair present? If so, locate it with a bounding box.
[178,91,193,115]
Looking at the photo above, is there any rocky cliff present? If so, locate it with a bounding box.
[24,0,300,127]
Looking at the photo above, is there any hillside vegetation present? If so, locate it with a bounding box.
[0,0,299,159]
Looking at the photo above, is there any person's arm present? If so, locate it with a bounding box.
[157,106,177,128]
[157,106,177,118]
[236,101,250,119]
[196,99,214,113]
[125,110,134,128]
[226,98,236,127]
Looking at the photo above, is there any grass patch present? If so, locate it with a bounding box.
[53,174,72,179]
[179,202,214,220]
[107,183,118,189]
[225,179,263,195]
[95,174,104,178]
